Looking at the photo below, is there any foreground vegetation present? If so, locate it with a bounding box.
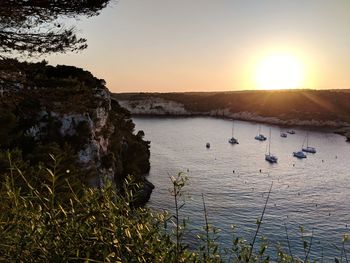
[1,152,349,262]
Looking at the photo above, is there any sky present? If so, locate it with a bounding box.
[48,0,350,93]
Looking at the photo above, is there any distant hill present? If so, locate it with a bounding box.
[113,89,350,140]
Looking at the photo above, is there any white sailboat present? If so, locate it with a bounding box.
[280,132,287,138]
[293,150,306,158]
[265,128,278,163]
[255,125,267,141]
[293,136,307,158]
[302,131,316,153]
[228,121,239,144]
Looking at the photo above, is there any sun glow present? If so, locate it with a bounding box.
[255,53,305,90]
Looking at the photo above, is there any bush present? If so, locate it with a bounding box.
[0,156,192,262]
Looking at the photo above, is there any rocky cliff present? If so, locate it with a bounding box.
[0,60,153,202]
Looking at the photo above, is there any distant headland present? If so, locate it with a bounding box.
[113,89,350,141]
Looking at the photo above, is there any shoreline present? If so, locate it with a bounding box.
[132,113,350,141]
[115,95,350,142]
[130,112,344,132]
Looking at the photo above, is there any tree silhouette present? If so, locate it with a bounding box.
[0,0,112,58]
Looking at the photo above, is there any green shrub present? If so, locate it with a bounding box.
[0,156,193,262]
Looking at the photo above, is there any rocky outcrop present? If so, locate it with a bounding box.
[334,127,350,142]
[346,133,350,142]
[0,60,153,202]
[119,98,189,115]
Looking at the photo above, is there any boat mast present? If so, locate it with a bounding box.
[268,128,271,155]
[232,121,234,138]
[302,133,307,149]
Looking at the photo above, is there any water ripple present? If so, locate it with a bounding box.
[134,116,350,260]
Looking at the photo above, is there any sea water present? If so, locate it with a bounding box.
[134,116,350,260]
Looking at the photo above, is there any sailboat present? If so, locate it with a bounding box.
[293,136,307,158]
[280,132,287,138]
[265,128,278,163]
[228,121,239,144]
[293,150,306,158]
[255,125,267,141]
[302,131,316,153]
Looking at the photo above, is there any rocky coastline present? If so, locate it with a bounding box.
[116,96,350,140]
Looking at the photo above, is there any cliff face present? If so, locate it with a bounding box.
[0,60,151,197]
[118,97,189,115]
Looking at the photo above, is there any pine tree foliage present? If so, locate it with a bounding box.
[0,0,112,57]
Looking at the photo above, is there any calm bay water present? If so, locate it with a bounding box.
[134,116,350,260]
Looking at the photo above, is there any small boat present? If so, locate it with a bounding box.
[280,132,287,138]
[287,130,296,134]
[255,134,267,141]
[228,137,239,144]
[228,121,239,144]
[293,135,307,158]
[265,128,278,163]
[293,151,307,158]
[293,136,306,159]
[266,154,278,163]
[206,142,210,148]
[255,125,267,141]
[302,132,316,153]
[302,146,316,153]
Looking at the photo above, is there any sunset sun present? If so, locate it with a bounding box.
[255,53,305,90]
